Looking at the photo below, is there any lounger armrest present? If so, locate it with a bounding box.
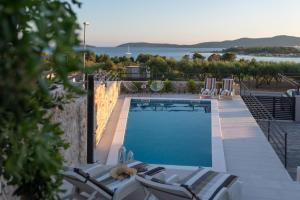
[144,167,165,176]
[227,180,242,200]
[74,168,114,196]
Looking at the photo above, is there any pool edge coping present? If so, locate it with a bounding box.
[106,97,226,172]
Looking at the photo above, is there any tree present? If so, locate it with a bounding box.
[192,53,205,60]
[0,0,83,199]
[136,54,153,63]
[101,60,115,71]
[178,59,194,78]
[96,54,110,63]
[85,51,96,63]
[208,53,221,62]
[146,56,169,78]
[221,52,237,62]
[182,54,190,60]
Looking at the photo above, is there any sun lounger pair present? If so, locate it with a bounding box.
[62,161,241,200]
[201,78,234,99]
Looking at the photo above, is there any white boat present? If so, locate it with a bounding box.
[125,45,132,58]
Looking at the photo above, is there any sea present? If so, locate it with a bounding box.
[87,47,300,63]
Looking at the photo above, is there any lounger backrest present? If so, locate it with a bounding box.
[63,170,114,200]
[180,168,238,200]
[136,175,194,200]
[222,79,234,91]
[136,167,238,200]
[74,168,115,197]
[205,78,216,90]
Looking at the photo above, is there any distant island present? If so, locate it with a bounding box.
[223,47,300,57]
[117,35,300,48]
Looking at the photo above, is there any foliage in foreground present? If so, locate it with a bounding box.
[0,0,83,199]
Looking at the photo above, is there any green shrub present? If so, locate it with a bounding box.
[198,81,205,89]
[164,80,173,93]
[187,80,197,93]
[0,1,83,199]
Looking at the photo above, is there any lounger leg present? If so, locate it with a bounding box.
[143,188,153,200]
[87,191,98,200]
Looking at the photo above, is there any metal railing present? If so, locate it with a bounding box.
[240,81,288,167]
[278,73,300,96]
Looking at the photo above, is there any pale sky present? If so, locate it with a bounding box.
[74,0,300,47]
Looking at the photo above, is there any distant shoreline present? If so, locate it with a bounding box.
[116,35,300,49]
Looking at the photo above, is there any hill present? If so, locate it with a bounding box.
[117,35,300,48]
[224,47,300,56]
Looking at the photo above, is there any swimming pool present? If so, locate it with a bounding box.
[107,98,226,171]
[124,99,212,167]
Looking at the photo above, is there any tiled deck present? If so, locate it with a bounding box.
[95,94,300,199]
[219,97,300,199]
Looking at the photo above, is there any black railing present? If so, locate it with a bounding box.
[255,96,295,120]
[278,73,300,96]
[240,81,288,167]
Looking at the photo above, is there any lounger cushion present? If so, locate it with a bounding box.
[136,167,238,200]
[180,168,238,200]
[92,161,148,191]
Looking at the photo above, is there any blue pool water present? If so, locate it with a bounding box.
[124,99,212,167]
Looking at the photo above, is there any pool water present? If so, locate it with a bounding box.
[124,99,212,167]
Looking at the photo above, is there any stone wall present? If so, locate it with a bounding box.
[95,81,120,144]
[51,97,87,166]
[122,81,239,94]
[51,81,120,166]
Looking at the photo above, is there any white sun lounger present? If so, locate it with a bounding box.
[136,167,241,200]
[201,78,217,97]
[62,161,149,200]
[219,79,234,99]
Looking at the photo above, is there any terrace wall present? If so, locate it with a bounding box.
[51,97,87,166]
[51,81,120,166]
[121,81,240,94]
[95,81,120,144]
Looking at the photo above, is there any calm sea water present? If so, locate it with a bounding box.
[87,47,300,63]
[124,99,212,167]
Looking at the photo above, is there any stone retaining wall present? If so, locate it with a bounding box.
[51,81,120,166]
[95,81,120,144]
[51,97,87,166]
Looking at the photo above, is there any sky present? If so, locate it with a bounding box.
[74,0,300,47]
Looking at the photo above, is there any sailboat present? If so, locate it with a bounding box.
[125,45,132,58]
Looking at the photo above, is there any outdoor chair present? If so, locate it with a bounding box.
[136,167,241,200]
[150,81,164,93]
[201,78,217,97]
[219,79,234,99]
[62,161,150,200]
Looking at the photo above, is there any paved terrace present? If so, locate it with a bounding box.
[95,94,300,200]
[220,97,300,199]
